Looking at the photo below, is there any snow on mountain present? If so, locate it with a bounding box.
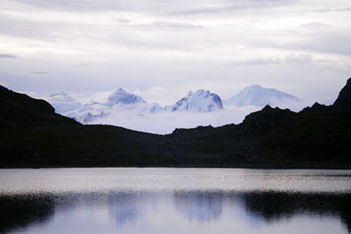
[105,88,163,114]
[107,88,146,106]
[166,89,224,112]
[66,101,110,123]
[225,84,300,107]
[46,85,299,131]
[48,92,81,113]
[47,88,164,124]
[67,110,108,123]
[138,103,164,113]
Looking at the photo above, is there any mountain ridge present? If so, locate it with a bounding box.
[46,85,298,125]
[1,78,350,168]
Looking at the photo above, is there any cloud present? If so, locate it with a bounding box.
[227,55,321,67]
[0,0,350,111]
[89,107,261,134]
[10,0,126,12]
[133,87,170,104]
[75,63,92,68]
[168,0,297,15]
[30,71,50,75]
[290,32,351,56]
[228,58,282,67]
[313,7,351,13]
[300,22,330,30]
[133,21,203,30]
[71,90,114,105]
[11,0,297,15]
[115,18,130,24]
[0,53,19,59]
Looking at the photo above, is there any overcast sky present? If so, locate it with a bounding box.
[0,0,350,105]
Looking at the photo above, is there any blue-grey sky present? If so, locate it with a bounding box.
[0,0,350,105]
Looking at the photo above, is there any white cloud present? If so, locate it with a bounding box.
[89,106,261,134]
[0,0,350,117]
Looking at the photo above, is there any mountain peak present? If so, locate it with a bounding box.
[107,88,146,106]
[226,84,299,107]
[187,91,194,97]
[167,89,223,112]
[194,89,212,97]
[333,78,351,111]
[247,84,263,89]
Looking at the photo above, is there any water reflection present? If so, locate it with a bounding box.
[1,191,350,233]
[243,192,351,232]
[107,193,139,227]
[174,192,223,223]
[0,195,55,233]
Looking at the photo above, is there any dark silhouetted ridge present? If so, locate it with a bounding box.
[1,77,351,168]
[333,78,351,111]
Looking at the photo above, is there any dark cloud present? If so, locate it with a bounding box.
[0,54,19,59]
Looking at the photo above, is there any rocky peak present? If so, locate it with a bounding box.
[301,102,331,114]
[333,78,351,111]
[169,89,224,112]
[240,105,296,134]
[107,88,146,106]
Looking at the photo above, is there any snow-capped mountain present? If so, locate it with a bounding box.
[166,89,224,112]
[106,88,163,113]
[66,101,109,123]
[48,92,81,113]
[47,88,164,123]
[107,88,146,106]
[46,85,300,131]
[225,84,300,107]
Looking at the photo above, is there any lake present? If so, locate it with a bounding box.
[0,168,350,234]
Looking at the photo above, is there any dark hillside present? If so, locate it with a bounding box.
[1,78,351,168]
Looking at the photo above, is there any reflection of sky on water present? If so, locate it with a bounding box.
[174,192,223,223]
[108,193,139,227]
[1,191,350,234]
[0,168,350,233]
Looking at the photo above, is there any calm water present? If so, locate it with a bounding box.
[0,168,350,234]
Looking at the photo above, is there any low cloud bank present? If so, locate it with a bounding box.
[87,100,309,134]
[88,106,260,134]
